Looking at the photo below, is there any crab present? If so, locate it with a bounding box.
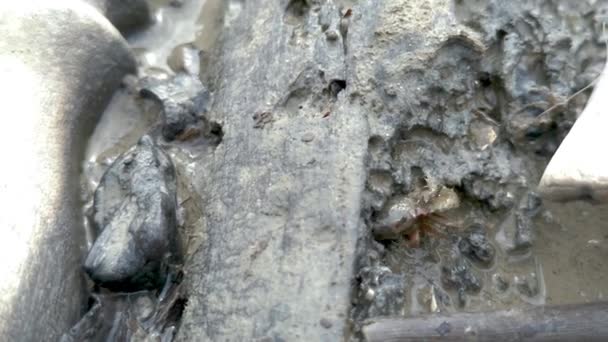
[371,184,460,247]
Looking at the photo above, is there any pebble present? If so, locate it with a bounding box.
[301,132,315,142]
[320,318,333,329]
[139,74,209,141]
[325,30,339,41]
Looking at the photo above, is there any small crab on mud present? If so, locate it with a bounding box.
[371,183,460,247]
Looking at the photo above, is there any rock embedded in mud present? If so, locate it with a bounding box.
[458,224,495,267]
[139,73,210,141]
[469,119,498,151]
[85,135,180,289]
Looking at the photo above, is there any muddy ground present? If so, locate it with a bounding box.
[69,0,608,341]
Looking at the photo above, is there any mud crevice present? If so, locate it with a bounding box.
[285,0,311,25]
[350,0,608,325]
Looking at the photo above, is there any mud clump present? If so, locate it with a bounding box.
[513,192,543,252]
[353,266,406,319]
[85,135,181,290]
[441,258,482,307]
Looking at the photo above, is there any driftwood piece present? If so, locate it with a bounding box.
[176,1,367,341]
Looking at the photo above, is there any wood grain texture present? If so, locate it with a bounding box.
[363,302,608,342]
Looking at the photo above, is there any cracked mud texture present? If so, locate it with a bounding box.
[156,0,608,340]
[85,135,180,289]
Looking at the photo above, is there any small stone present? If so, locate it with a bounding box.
[85,136,180,289]
[458,225,495,266]
[131,294,156,321]
[301,132,315,142]
[325,30,339,41]
[469,120,498,150]
[169,0,184,7]
[139,74,210,141]
[320,318,332,329]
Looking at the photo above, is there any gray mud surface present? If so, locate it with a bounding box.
[75,0,608,340]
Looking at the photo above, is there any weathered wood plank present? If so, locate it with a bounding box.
[177,1,368,340]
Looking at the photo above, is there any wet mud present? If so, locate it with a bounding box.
[67,0,608,340]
